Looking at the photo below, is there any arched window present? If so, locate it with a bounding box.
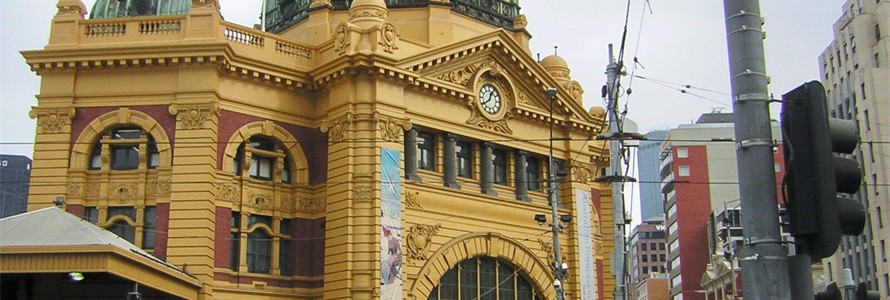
[88,126,160,170]
[428,257,543,300]
[230,212,294,275]
[83,206,156,251]
[233,136,292,183]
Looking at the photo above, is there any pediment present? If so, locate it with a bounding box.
[397,31,603,133]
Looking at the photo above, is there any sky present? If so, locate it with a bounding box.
[0,1,844,222]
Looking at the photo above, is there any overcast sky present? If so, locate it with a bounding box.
[1,1,843,220]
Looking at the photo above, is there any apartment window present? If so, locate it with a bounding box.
[878,206,883,228]
[659,243,666,250]
[493,148,508,185]
[876,23,882,41]
[417,132,435,171]
[660,254,667,261]
[456,140,473,178]
[643,266,649,274]
[641,243,648,251]
[677,147,688,158]
[873,174,879,195]
[642,255,648,262]
[837,50,842,66]
[861,83,867,99]
[881,240,886,262]
[870,142,876,162]
[678,165,690,177]
[885,274,889,297]
[651,254,658,262]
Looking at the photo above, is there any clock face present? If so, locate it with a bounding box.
[479,84,502,115]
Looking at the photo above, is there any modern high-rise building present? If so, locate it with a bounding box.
[1,0,619,299]
[627,214,668,300]
[659,112,784,300]
[638,130,668,221]
[818,0,890,296]
[0,155,32,218]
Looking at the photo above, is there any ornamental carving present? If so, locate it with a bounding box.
[110,183,139,203]
[406,224,441,261]
[310,0,332,7]
[572,162,595,183]
[404,191,423,210]
[86,182,101,198]
[320,114,353,144]
[564,80,584,101]
[378,116,411,142]
[378,23,399,54]
[437,59,497,87]
[518,91,529,104]
[29,108,75,134]
[355,185,372,203]
[215,183,239,201]
[537,238,553,256]
[298,196,326,213]
[169,103,218,130]
[250,191,272,213]
[279,194,297,212]
[57,1,86,15]
[349,7,387,19]
[333,23,351,55]
[146,180,171,196]
[67,182,83,197]
[466,96,513,134]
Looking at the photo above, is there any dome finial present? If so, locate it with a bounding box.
[348,0,388,29]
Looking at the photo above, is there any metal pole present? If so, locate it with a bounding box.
[605,44,627,300]
[722,1,791,299]
[546,88,565,300]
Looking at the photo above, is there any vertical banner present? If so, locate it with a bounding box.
[380,148,403,299]
[576,189,597,299]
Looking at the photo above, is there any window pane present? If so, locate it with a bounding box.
[230,232,240,270]
[247,231,271,274]
[108,207,136,220]
[248,215,273,228]
[479,259,497,300]
[517,276,533,300]
[527,157,540,191]
[493,149,508,185]
[84,207,98,224]
[418,132,435,171]
[456,141,472,178]
[107,220,135,243]
[460,260,478,299]
[111,146,139,170]
[440,268,458,300]
[280,239,291,276]
[498,262,515,299]
[143,207,156,249]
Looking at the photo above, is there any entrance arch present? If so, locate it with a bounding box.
[408,232,555,299]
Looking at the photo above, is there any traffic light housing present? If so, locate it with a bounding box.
[857,282,880,300]
[781,81,867,261]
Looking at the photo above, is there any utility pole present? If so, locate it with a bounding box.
[604,44,627,300]
[546,88,566,300]
[722,1,791,299]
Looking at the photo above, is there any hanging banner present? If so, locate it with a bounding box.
[380,148,403,299]
[576,189,597,299]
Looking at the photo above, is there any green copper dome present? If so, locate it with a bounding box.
[90,0,192,19]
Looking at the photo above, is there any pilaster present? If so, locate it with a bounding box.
[166,101,220,299]
[27,107,76,209]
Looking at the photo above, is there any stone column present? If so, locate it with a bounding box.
[443,133,460,189]
[515,150,530,201]
[404,128,421,181]
[480,142,497,196]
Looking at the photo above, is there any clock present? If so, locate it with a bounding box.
[479,84,502,115]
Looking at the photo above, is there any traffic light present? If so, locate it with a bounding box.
[781,81,867,261]
[814,282,841,300]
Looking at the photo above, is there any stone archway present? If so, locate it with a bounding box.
[221,120,309,184]
[70,108,172,169]
[408,232,556,300]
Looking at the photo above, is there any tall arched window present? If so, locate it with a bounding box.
[428,257,543,300]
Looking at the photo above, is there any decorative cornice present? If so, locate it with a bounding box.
[320,113,354,144]
[406,224,441,262]
[28,55,225,73]
[169,103,219,130]
[378,115,412,142]
[29,107,75,134]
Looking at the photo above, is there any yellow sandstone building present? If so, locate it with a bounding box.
[3,0,617,299]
